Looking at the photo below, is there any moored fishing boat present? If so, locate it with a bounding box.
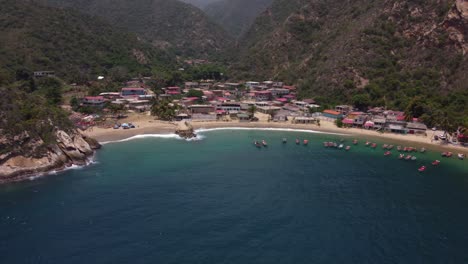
[254,141,261,148]
[387,145,394,150]
[365,141,370,146]
[399,154,405,159]
[441,152,453,157]
[397,146,402,151]
[371,143,377,148]
[382,144,388,149]
[353,139,358,145]
[384,151,391,156]
[296,139,300,145]
[418,166,426,172]
[411,156,417,161]
[405,155,412,160]
[282,138,287,144]
[303,140,309,145]
[345,146,351,151]
[458,153,465,160]
[420,147,426,153]
[262,140,268,147]
[432,160,441,166]
[338,144,344,149]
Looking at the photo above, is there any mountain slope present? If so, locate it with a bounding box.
[233,0,468,127]
[38,0,232,58]
[180,0,220,9]
[0,0,172,83]
[203,0,274,37]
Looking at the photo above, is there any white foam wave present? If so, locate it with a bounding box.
[195,127,349,136]
[100,133,206,145]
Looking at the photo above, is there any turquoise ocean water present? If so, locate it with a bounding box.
[1,129,468,263]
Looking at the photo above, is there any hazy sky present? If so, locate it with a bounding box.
[180,0,221,9]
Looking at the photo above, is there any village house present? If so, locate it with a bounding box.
[268,88,290,97]
[237,113,251,122]
[121,88,147,98]
[369,116,387,130]
[199,83,212,89]
[225,83,241,90]
[322,109,342,119]
[263,81,274,88]
[245,81,260,89]
[272,110,289,122]
[272,82,284,88]
[293,116,317,124]
[128,99,151,112]
[185,82,199,89]
[347,111,368,128]
[217,103,241,113]
[254,91,272,101]
[34,71,55,78]
[406,122,428,135]
[335,105,353,115]
[188,105,215,115]
[82,96,106,107]
[99,92,121,100]
[257,106,281,115]
[165,86,181,95]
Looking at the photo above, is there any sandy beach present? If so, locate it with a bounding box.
[82,113,468,155]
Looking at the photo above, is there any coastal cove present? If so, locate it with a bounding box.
[1,129,468,263]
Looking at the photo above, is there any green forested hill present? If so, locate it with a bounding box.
[38,0,232,58]
[0,0,173,84]
[203,0,274,37]
[232,0,468,128]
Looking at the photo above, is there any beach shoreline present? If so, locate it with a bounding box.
[82,114,468,155]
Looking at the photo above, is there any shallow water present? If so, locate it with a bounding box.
[1,130,467,263]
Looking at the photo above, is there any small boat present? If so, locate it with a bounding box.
[397,146,402,151]
[371,143,377,148]
[458,153,465,160]
[382,144,388,149]
[387,145,394,150]
[345,146,351,151]
[432,160,441,166]
[442,152,453,157]
[403,147,408,152]
[254,141,261,148]
[338,144,344,149]
[353,139,358,145]
[365,141,371,146]
[399,154,405,159]
[411,156,417,161]
[418,166,426,172]
[332,142,338,148]
[420,147,426,153]
[384,151,391,156]
[303,140,309,145]
[262,140,268,147]
[405,155,412,160]
[282,138,287,144]
[296,139,300,145]
[323,142,328,147]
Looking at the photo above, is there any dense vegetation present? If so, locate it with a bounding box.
[203,0,274,37]
[38,0,232,58]
[0,0,176,84]
[231,0,468,131]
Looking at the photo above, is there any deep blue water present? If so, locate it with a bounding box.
[1,129,468,264]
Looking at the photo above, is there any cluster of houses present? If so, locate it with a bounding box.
[322,106,428,135]
[77,79,431,135]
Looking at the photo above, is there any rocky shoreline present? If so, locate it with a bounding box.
[0,130,100,184]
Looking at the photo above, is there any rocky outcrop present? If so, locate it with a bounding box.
[443,0,468,54]
[0,130,100,184]
[175,121,197,139]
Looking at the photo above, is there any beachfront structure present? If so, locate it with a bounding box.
[121,88,146,97]
[406,122,428,134]
[128,100,151,112]
[322,110,342,119]
[82,96,105,107]
[370,117,387,130]
[217,103,241,113]
[293,117,317,124]
[387,124,406,134]
[188,105,215,114]
[237,113,250,122]
[257,106,281,115]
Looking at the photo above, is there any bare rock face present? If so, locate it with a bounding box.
[444,0,468,54]
[0,130,100,183]
[175,121,197,139]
